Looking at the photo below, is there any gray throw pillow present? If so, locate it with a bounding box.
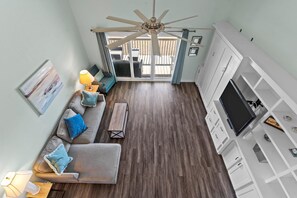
[56,109,76,143]
[68,91,86,115]
[94,70,104,82]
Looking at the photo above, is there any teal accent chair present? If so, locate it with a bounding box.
[88,65,116,94]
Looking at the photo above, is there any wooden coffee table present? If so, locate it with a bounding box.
[108,102,129,138]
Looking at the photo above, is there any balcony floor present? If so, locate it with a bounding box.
[142,65,172,77]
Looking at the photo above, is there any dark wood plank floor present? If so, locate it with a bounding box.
[52,82,235,198]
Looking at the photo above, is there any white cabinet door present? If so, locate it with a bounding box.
[228,160,252,190]
[205,114,214,132]
[200,33,226,95]
[222,143,242,169]
[204,47,235,107]
[210,128,222,151]
[216,121,228,145]
[236,184,260,198]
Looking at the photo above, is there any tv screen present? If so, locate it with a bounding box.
[219,80,256,136]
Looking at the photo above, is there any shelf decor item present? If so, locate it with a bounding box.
[263,134,271,142]
[264,116,284,132]
[291,127,297,133]
[253,144,268,163]
[289,148,297,157]
[190,36,203,46]
[188,47,199,56]
[283,115,292,121]
[19,60,63,115]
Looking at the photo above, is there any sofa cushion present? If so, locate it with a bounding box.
[81,90,99,107]
[68,91,86,115]
[34,136,70,173]
[67,143,121,184]
[94,70,104,82]
[44,144,73,175]
[64,114,88,140]
[56,109,76,143]
[99,76,116,94]
[72,98,106,144]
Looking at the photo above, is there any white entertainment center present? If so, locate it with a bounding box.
[196,21,297,198]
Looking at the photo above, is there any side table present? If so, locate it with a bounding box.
[26,182,53,198]
[84,85,99,93]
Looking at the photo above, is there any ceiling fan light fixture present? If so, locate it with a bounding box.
[91,0,209,55]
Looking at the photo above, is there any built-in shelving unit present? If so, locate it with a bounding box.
[234,58,297,198]
[201,22,297,198]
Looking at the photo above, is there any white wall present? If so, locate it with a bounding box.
[0,0,89,197]
[227,0,297,79]
[68,0,235,82]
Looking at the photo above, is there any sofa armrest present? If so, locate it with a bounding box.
[35,172,79,183]
[92,80,99,85]
[97,94,105,102]
[103,72,113,77]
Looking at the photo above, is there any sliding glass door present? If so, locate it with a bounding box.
[107,32,179,81]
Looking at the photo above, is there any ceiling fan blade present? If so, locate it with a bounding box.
[151,32,160,56]
[153,0,156,17]
[107,31,147,49]
[91,26,139,32]
[164,15,198,25]
[166,27,214,31]
[163,31,204,47]
[134,9,149,22]
[106,16,142,26]
[157,10,169,23]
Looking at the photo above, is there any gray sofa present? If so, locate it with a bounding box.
[33,91,121,184]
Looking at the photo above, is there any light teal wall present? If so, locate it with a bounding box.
[0,1,88,197]
[227,0,297,79]
[68,0,235,82]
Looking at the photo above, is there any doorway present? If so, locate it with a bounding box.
[107,32,179,81]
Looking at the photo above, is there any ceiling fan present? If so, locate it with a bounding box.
[91,0,212,56]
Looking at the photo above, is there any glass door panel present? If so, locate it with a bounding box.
[108,36,132,78]
[130,38,151,78]
[155,37,178,78]
[107,32,179,81]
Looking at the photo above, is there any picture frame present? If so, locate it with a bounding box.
[188,47,199,56]
[264,116,284,132]
[19,60,63,115]
[191,36,203,46]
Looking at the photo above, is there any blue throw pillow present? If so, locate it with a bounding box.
[81,90,99,107]
[44,144,73,175]
[64,114,88,140]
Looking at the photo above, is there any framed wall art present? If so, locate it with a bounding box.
[188,47,199,56]
[264,116,284,132]
[19,60,63,115]
[191,36,203,46]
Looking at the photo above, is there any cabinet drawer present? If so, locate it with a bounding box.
[228,161,252,190]
[222,143,241,169]
[236,184,260,198]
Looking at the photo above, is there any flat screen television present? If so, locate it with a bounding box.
[219,80,256,136]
